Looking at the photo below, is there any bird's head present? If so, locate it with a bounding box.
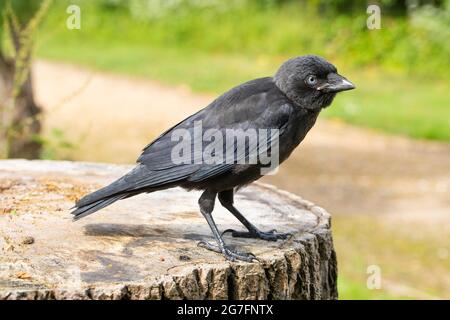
[274,55,355,110]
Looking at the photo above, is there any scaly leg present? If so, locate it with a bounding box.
[197,190,257,262]
[218,189,292,241]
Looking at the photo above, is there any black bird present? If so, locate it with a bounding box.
[71,55,355,262]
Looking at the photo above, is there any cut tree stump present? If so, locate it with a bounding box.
[0,160,337,300]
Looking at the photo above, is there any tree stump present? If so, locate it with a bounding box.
[0,160,337,300]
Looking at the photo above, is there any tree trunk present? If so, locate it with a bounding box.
[0,53,42,159]
[0,160,338,300]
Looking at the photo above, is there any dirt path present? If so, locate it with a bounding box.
[33,60,450,223]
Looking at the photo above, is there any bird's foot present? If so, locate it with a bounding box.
[198,241,258,262]
[222,228,293,241]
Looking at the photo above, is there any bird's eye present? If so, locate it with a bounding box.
[306,75,317,86]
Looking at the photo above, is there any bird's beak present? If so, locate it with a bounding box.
[317,73,355,93]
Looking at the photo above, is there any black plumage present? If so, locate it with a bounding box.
[71,55,355,261]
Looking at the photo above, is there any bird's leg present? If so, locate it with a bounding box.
[218,190,292,241]
[197,190,257,262]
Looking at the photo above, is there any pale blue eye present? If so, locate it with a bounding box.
[306,75,317,85]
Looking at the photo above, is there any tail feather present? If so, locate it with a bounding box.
[70,165,151,221]
[75,165,149,209]
[70,163,189,220]
[71,194,127,220]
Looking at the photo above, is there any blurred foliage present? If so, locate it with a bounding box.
[97,0,446,14]
[313,0,445,14]
[0,0,45,46]
[1,0,45,25]
[37,127,75,160]
[40,0,450,77]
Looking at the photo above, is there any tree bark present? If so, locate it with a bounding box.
[0,160,338,300]
[0,19,42,159]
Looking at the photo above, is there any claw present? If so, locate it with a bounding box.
[221,229,236,237]
[197,240,205,248]
[197,240,209,248]
[198,239,258,262]
[224,249,258,262]
[247,252,259,262]
[197,240,221,253]
[222,228,293,241]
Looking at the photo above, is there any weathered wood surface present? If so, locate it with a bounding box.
[0,160,337,300]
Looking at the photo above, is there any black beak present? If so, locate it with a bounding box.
[318,73,355,93]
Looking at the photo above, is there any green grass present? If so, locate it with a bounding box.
[338,276,397,300]
[325,72,450,141]
[333,215,449,299]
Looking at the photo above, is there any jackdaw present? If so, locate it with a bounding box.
[71,55,355,262]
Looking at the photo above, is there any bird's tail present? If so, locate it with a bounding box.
[71,193,128,220]
[71,166,147,220]
[71,164,182,220]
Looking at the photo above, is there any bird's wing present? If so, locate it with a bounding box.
[74,79,293,209]
[136,78,293,184]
